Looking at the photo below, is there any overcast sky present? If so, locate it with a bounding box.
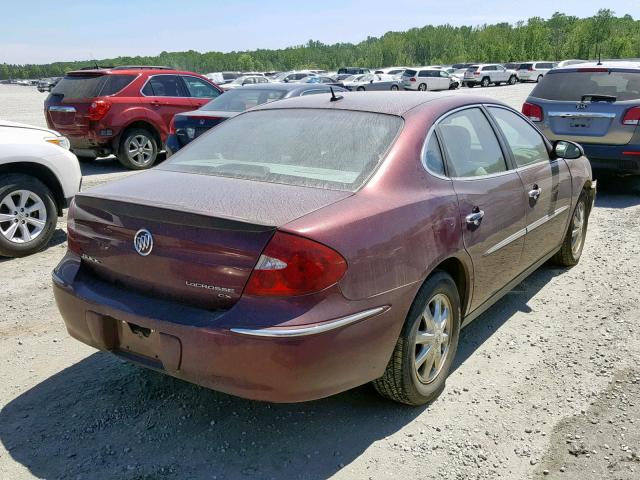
[1,0,637,64]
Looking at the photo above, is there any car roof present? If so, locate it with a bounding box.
[66,67,202,76]
[252,91,501,116]
[550,61,640,72]
[238,83,342,92]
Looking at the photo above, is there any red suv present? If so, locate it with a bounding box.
[44,66,222,169]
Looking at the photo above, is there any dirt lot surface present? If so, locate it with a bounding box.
[1,83,639,480]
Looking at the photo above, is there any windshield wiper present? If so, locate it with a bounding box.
[581,94,617,103]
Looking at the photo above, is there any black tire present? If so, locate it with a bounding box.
[356,86,365,91]
[481,77,490,87]
[373,271,461,405]
[0,174,58,258]
[391,85,399,91]
[118,128,158,170]
[553,191,590,267]
[536,75,543,83]
[508,75,517,85]
[418,83,427,91]
[466,82,475,88]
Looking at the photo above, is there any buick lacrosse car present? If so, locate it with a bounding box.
[53,92,595,405]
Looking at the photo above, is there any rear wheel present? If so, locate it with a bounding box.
[508,75,517,85]
[553,192,589,266]
[118,128,158,170]
[356,86,365,91]
[481,77,490,87]
[391,85,399,91]
[373,271,461,405]
[418,83,427,91]
[0,174,58,258]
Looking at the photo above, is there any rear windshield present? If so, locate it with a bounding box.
[201,88,287,112]
[531,70,640,101]
[161,109,403,191]
[51,74,136,99]
[403,69,417,77]
[519,64,533,69]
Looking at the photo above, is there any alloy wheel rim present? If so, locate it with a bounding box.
[0,190,47,244]
[127,135,154,166]
[413,293,453,384]
[571,202,585,256]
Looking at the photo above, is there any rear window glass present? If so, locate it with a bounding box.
[519,64,533,69]
[201,88,287,112]
[404,69,417,77]
[466,66,479,72]
[161,109,403,191]
[51,75,108,99]
[531,71,640,101]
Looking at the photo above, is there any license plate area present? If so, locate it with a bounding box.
[117,320,161,361]
[570,119,592,128]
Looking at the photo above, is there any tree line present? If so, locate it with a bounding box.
[2,9,638,80]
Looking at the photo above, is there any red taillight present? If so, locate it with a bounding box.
[528,67,533,71]
[577,68,608,72]
[244,231,347,297]
[522,102,543,122]
[473,71,480,76]
[409,77,416,82]
[622,106,640,126]
[169,116,177,134]
[66,199,81,254]
[87,100,111,121]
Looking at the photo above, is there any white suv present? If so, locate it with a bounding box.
[0,121,81,257]
[463,64,518,87]
[402,68,452,91]
[517,61,557,82]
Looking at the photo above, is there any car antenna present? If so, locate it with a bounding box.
[329,86,343,102]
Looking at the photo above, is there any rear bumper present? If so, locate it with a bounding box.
[581,143,640,175]
[52,254,407,403]
[165,134,182,158]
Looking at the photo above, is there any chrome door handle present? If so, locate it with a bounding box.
[529,185,542,200]
[465,209,484,226]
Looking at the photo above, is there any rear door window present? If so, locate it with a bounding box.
[182,76,220,98]
[437,108,507,177]
[424,134,446,175]
[531,71,640,101]
[142,75,187,97]
[488,107,550,167]
[101,75,137,96]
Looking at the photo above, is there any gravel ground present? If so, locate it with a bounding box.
[1,83,639,480]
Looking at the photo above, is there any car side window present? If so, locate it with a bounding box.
[418,71,428,78]
[144,75,187,97]
[437,108,507,177]
[424,134,446,176]
[300,89,329,96]
[488,107,550,167]
[182,76,220,98]
[439,71,449,78]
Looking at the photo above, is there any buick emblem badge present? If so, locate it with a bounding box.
[134,229,153,256]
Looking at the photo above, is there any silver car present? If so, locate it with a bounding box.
[343,74,400,91]
[522,61,640,176]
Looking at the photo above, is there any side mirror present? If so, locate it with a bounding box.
[554,140,583,160]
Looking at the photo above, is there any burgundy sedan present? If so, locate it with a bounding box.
[53,92,596,405]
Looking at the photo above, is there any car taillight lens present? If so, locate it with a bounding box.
[87,100,111,121]
[522,102,543,122]
[66,199,80,254]
[409,77,416,82]
[622,106,640,126]
[473,71,480,76]
[528,67,533,71]
[169,116,177,134]
[244,231,347,296]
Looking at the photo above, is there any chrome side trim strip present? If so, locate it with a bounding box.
[48,106,76,113]
[548,112,616,119]
[229,306,388,338]
[484,205,570,256]
[484,228,526,256]
[526,205,569,233]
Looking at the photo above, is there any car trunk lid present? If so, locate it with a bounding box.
[542,100,635,144]
[44,72,108,132]
[69,170,351,310]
